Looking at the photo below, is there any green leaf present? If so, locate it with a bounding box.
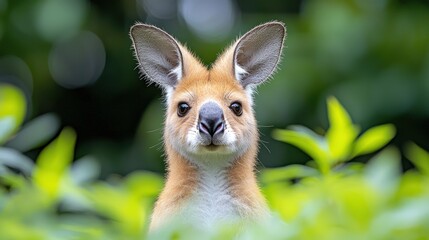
[365,147,401,197]
[327,97,353,130]
[352,124,396,157]
[272,129,329,173]
[405,143,429,175]
[124,171,164,197]
[87,182,148,235]
[326,97,359,162]
[0,172,27,189]
[0,147,34,174]
[70,156,100,184]
[33,127,76,201]
[261,164,319,183]
[288,125,326,145]
[0,117,15,144]
[5,113,60,152]
[0,84,27,144]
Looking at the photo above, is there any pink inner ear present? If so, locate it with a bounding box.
[131,24,184,88]
[233,22,286,88]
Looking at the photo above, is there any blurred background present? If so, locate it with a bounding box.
[1,0,428,177]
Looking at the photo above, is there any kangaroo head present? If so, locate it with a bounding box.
[130,22,285,167]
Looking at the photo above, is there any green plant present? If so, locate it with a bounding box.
[1,85,428,239]
[261,97,429,239]
[0,84,163,239]
[271,96,396,175]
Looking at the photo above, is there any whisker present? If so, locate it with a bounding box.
[146,127,163,133]
[260,140,271,154]
[149,140,164,150]
[257,124,274,128]
[255,157,265,170]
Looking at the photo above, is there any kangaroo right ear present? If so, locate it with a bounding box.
[130,24,184,88]
[233,22,285,88]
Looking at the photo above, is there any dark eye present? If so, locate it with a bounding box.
[177,102,191,117]
[229,102,243,116]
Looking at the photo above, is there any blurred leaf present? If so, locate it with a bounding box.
[0,172,27,189]
[5,113,60,152]
[372,198,429,238]
[87,181,148,235]
[0,84,26,144]
[0,165,8,175]
[0,219,44,240]
[352,124,396,157]
[326,96,359,162]
[33,127,76,201]
[59,157,101,213]
[272,129,329,173]
[365,147,401,197]
[124,171,163,197]
[405,143,429,175]
[0,147,34,174]
[0,117,15,144]
[288,125,326,144]
[70,155,100,184]
[333,162,365,175]
[261,164,318,183]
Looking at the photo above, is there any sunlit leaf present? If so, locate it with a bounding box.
[87,182,147,235]
[261,164,318,183]
[0,173,27,189]
[0,84,27,144]
[272,129,329,173]
[5,113,60,152]
[33,127,76,201]
[333,162,365,175]
[326,96,359,162]
[352,124,396,157]
[124,171,164,197]
[405,143,429,175]
[326,96,354,135]
[288,125,325,145]
[0,219,45,240]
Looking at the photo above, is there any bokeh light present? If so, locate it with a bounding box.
[35,0,87,41]
[179,0,237,42]
[48,31,106,89]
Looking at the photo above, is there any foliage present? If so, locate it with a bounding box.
[0,84,26,144]
[262,97,429,239]
[1,88,429,239]
[0,85,163,239]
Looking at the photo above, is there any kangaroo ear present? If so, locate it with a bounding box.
[233,22,286,88]
[130,24,183,88]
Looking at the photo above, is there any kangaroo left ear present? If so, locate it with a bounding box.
[233,22,286,88]
[130,23,184,88]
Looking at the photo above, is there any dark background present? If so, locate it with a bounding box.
[1,0,428,177]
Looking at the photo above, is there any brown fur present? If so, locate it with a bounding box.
[130,22,286,231]
[149,44,267,230]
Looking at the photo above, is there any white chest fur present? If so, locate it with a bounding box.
[179,166,241,228]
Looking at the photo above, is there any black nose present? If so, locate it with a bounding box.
[198,102,225,137]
